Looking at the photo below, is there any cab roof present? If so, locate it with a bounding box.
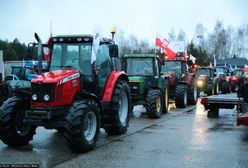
[51,35,113,44]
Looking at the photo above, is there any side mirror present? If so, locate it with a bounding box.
[109,45,119,58]
[43,46,50,55]
[27,42,37,58]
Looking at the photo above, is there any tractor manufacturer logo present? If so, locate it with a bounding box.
[60,73,80,84]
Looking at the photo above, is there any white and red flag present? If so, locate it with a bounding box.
[155,34,176,60]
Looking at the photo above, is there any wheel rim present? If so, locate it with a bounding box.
[165,88,168,109]
[156,96,161,112]
[118,92,128,126]
[84,111,97,142]
[15,113,32,136]
[216,83,219,93]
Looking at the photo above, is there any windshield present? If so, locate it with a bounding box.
[215,67,227,74]
[198,69,211,77]
[12,67,25,79]
[126,58,154,76]
[161,61,182,78]
[50,43,92,75]
[233,70,244,76]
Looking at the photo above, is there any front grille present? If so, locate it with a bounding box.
[129,82,140,95]
[31,83,56,102]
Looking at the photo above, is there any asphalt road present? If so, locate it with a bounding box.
[0,101,248,168]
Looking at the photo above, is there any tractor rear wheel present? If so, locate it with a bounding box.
[146,90,163,118]
[175,84,188,108]
[206,83,214,96]
[188,79,198,105]
[65,99,100,152]
[221,81,228,94]
[104,80,131,135]
[0,97,36,146]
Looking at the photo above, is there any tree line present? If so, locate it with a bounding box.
[1,21,248,66]
[0,38,31,61]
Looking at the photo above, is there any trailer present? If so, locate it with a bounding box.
[200,93,241,118]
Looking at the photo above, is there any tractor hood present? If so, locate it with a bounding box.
[128,76,145,83]
[31,69,80,84]
[163,71,176,78]
[198,74,208,79]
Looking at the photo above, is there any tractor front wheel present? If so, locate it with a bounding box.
[65,100,100,152]
[146,90,163,118]
[0,97,36,146]
[104,80,131,135]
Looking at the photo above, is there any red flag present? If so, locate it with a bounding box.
[155,36,176,60]
[155,37,162,47]
[163,47,176,60]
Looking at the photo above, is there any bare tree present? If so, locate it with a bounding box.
[177,29,187,41]
[168,29,176,41]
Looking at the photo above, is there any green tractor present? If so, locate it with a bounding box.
[122,54,169,118]
[196,66,219,95]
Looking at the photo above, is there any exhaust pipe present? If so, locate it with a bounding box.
[34,33,42,75]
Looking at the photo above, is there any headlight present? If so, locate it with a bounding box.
[197,80,203,86]
[32,94,37,101]
[44,94,50,101]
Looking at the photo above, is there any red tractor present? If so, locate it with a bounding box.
[230,68,248,92]
[0,32,131,152]
[214,66,232,94]
[160,52,198,108]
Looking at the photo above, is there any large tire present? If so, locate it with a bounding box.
[0,97,36,146]
[162,79,169,114]
[206,83,214,96]
[221,81,228,94]
[207,106,219,118]
[175,84,188,108]
[65,99,100,152]
[104,80,131,135]
[231,81,238,92]
[227,81,232,93]
[146,90,162,118]
[188,79,198,105]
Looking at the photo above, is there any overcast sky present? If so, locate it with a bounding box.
[0,0,247,45]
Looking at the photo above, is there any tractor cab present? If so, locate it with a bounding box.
[122,53,169,118]
[122,54,161,99]
[123,54,160,77]
[31,35,119,104]
[197,67,214,79]
[7,65,26,80]
[214,66,231,79]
